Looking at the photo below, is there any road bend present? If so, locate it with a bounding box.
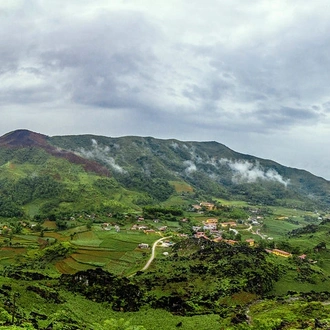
[141,236,172,271]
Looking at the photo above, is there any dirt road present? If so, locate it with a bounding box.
[141,236,171,271]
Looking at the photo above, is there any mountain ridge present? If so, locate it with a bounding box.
[1,129,330,211]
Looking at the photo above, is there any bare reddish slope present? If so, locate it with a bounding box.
[0,129,49,147]
[0,129,110,176]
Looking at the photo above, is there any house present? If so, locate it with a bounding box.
[192,226,202,232]
[205,218,218,224]
[131,225,148,230]
[102,223,111,231]
[162,240,174,247]
[298,254,307,260]
[203,224,217,231]
[192,204,202,211]
[138,243,149,249]
[220,221,237,228]
[194,232,209,239]
[225,239,238,245]
[158,226,168,231]
[144,229,155,234]
[210,229,221,236]
[200,202,215,210]
[245,239,255,246]
[272,249,292,258]
[229,228,238,235]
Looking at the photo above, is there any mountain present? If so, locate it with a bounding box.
[48,131,330,208]
[0,129,329,219]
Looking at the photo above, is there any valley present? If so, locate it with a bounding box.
[0,130,330,329]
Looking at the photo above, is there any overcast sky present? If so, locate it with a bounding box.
[2,1,330,178]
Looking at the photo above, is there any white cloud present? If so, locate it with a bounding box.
[221,159,290,186]
[183,160,197,174]
[77,139,127,174]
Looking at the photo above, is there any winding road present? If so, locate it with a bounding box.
[141,236,172,271]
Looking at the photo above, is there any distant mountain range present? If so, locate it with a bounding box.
[0,129,329,217]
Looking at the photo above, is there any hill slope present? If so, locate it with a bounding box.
[49,132,330,209]
[0,129,329,219]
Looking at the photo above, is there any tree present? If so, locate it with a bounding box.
[86,221,93,230]
[314,241,326,251]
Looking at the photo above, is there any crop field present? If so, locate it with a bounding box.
[43,220,58,230]
[56,256,94,274]
[269,205,315,218]
[71,250,110,266]
[262,218,300,238]
[162,195,194,207]
[58,246,149,276]
[50,229,159,275]
[44,231,67,241]
[95,230,159,250]
[73,231,103,247]
[23,202,40,217]
[216,198,249,207]
[0,247,27,266]
[0,220,165,276]
[14,234,40,242]
[169,180,194,193]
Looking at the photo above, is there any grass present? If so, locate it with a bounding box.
[262,218,299,239]
[215,198,249,207]
[169,180,194,193]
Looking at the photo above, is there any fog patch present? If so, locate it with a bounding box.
[170,142,179,149]
[184,160,197,174]
[207,157,218,167]
[77,139,127,174]
[220,159,290,186]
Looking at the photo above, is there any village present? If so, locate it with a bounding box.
[98,201,311,262]
[0,200,316,267]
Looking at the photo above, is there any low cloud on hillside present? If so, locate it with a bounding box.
[77,139,127,174]
[220,159,290,186]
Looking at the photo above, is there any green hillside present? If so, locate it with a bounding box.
[49,132,330,210]
[1,130,330,329]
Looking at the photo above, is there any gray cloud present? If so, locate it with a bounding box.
[2,1,330,178]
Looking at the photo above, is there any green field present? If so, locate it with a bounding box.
[0,200,330,329]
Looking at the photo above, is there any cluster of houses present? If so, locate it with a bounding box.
[101,223,120,232]
[191,218,257,246]
[100,206,310,261]
[192,202,216,212]
[264,249,315,262]
[138,240,174,250]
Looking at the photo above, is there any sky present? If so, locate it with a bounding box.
[1,1,330,179]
